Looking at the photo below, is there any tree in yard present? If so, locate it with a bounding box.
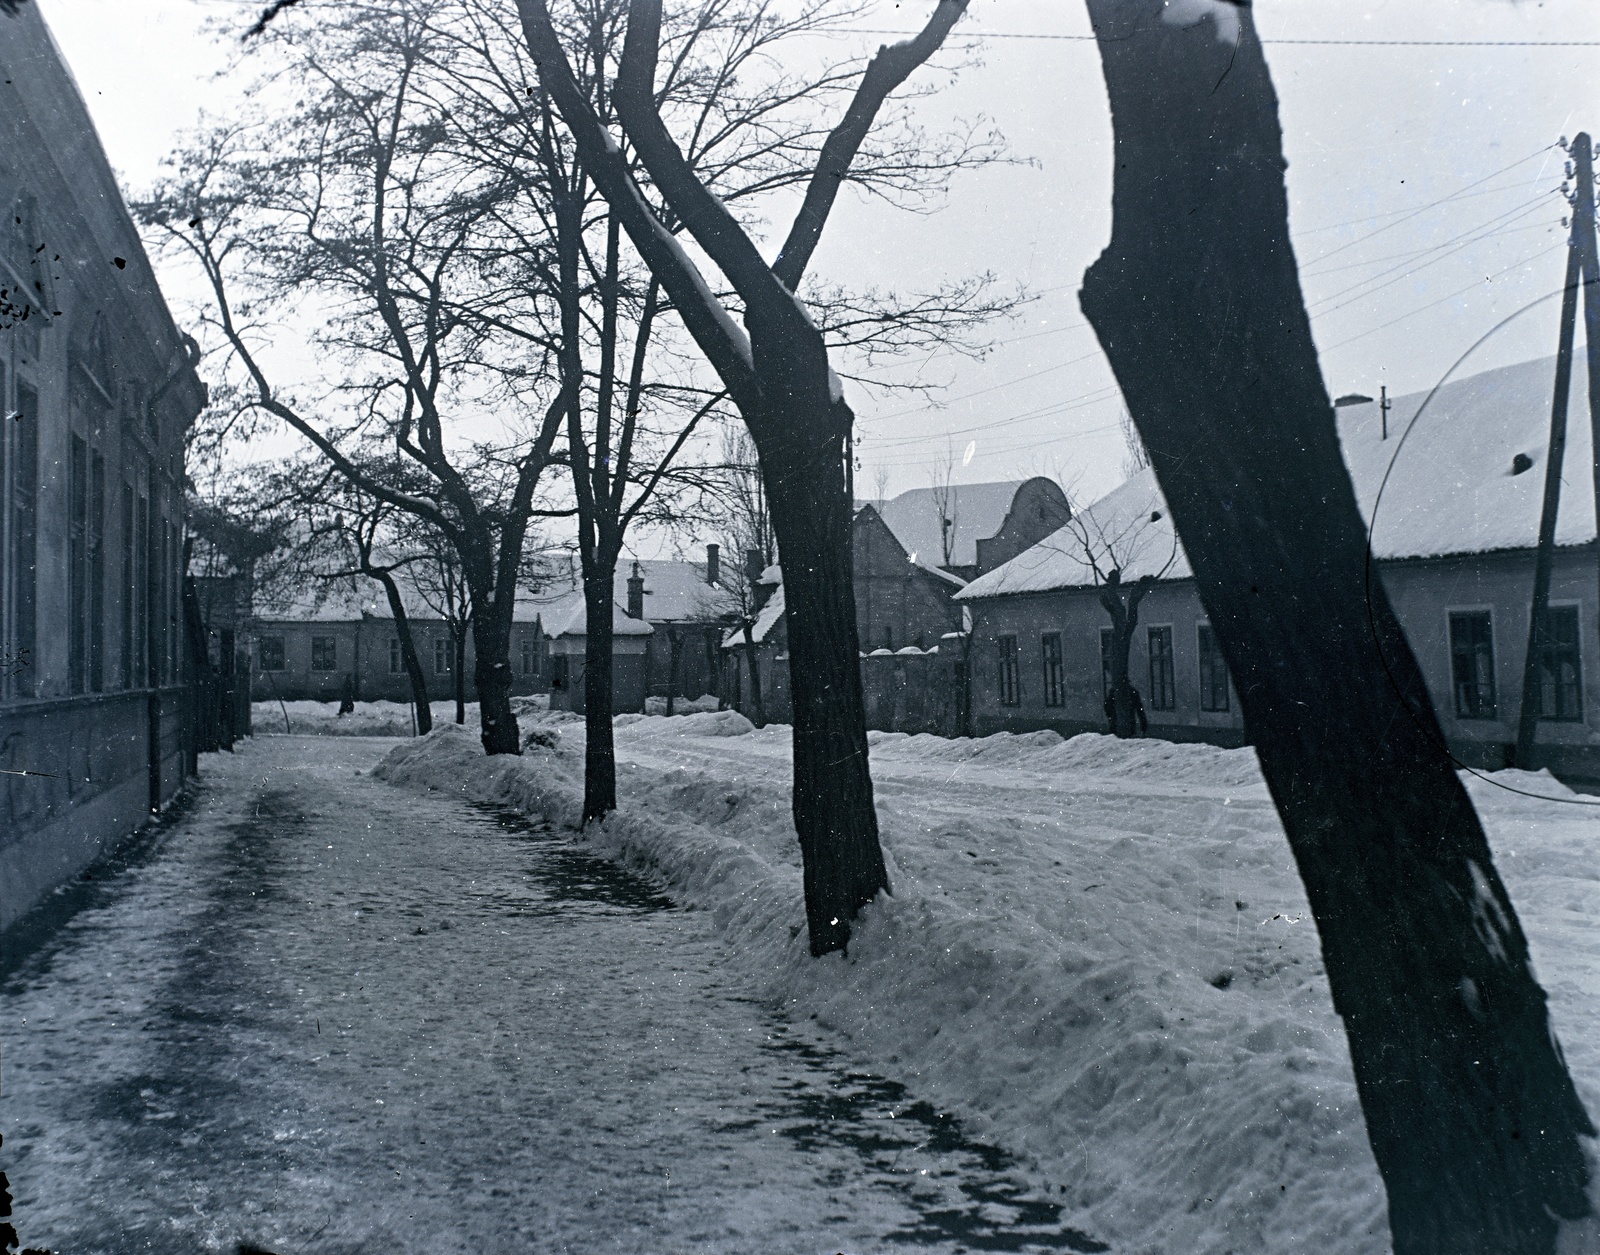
[1056,493,1175,739]
[405,520,476,725]
[711,424,777,727]
[137,1,571,755]
[517,0,984,955]
[1076,1,1593,1248]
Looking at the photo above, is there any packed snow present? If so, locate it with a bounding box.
[376,715,1600,1255]
[250,698,548,737]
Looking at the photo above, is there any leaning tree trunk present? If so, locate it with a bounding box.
[1078,3,1593,1250]
[750,392,889,956]
[371,568,432,735]
[580,559,619,823]
[470,598,520,755]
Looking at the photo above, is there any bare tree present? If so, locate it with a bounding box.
[1057,494,1175,738]
[1076,1,1592,1248]
[712,425,776,727]
[517,0,979,955]
[137,2,568,756]
[929,441,960,569]
[405,522,475,725]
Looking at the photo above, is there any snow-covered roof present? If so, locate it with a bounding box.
[959,353,1593,600]
[721,585,786,649]
[624,559,739,621]
[875,480,1028,569]
[255,575,550,624]
[536,590,655,639]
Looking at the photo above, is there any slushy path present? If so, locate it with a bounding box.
[0,735,1101,1255]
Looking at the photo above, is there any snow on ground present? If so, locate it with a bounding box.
[374,718,1600,1255]
[250,697,555,737]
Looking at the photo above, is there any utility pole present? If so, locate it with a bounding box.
[1379,385,1391,441]
[1573,135,1600,710]
[1515,138,1588,767]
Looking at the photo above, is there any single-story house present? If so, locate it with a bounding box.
[249,577,548,705]
[957,353,1600,777]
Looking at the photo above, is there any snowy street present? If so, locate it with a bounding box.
[0,734,1105,1255]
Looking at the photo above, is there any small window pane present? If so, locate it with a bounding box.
[1041,632,1063,707]
[1198,625,1229,713]
[259,636,286,672]
[311,636,337,671]
[997,635,1019,706]
[1535,605,1582,721]
[1449,612,1496,720]
[1148,626,1175,711]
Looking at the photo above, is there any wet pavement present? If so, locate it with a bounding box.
[0,736,1104,1254]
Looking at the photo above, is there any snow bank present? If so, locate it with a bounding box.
[644,694,721,716]
[252,697,552,737]
[372,721,1600,1255]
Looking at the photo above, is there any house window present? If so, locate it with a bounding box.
[259,636,286,672]
[69,435,87,693]
[1198,624,1229,713]
[1148,626,1175,711]
[1448,611,1496,720]
[389,637,403,674]
[521,636,536,675]
[1534,605,1582,721]
[311,636,338,671]
[435,637,452,675]
[1041,632,1064,707]
[9,381,36,697]
[997,634,1019,706]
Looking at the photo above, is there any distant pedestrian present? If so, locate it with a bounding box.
[1130,685,1148,736]
[338,673,356,715]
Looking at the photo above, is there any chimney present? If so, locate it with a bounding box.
[706,543,720,586]
[626,561,645,619]
[747,548,774,612]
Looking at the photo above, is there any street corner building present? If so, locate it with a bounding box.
[957,354,1600,781]
[0,5,207,931]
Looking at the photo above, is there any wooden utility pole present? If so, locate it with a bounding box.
[1379,385,1391,440]
[1575,135,1600,701]
[1514,140,1587,767]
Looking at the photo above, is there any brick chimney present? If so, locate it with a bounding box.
[746,549,774,612]
[626,561,645,619]
[706,543,720,586]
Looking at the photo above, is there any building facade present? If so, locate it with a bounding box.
[958,355,1600,778]
[248,581,549,705]
[1,5,207,930]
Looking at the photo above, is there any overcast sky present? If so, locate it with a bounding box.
[41,0,1599,508]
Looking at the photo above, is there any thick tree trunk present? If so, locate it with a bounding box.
[581,564,618,823]
[371,569,432,735]
[470,604,520,755]
[751,396,889,956]
[1079,3,1593,1249]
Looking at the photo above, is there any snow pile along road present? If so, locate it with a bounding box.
[374,718,1600,1255]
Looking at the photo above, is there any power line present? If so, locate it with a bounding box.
[847,28,1600,48]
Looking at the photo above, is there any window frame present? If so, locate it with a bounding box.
[1533,602,1584,722]
[434,636,452,676]
[1197,623,1230,713]
[258,635,286,673]
[996,633,1020,707]
[310,635,338,672]
[1040,631,1064,707]
[389,636,403,674]
[1147,624,1176,712]
[1446,608,1498,721]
